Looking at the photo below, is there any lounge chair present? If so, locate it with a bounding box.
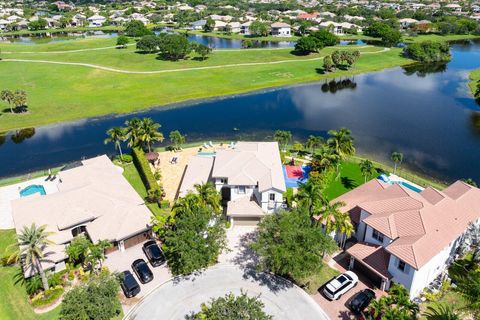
[45,175,51,181]
[50,175,57,181]
[208,141,214,147]
[203,143,209,149]
[170,157,178,164]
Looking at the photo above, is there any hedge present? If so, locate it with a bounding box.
[31,287,64,308]
[132,147,158,190]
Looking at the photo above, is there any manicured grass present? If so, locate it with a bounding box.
[0,26,123,36]
[121,162,169,217]
[0,39,411,131]
[469,69,480,99]
[404,34,480,43]
[0,230,60,320]
[298,264,340,294]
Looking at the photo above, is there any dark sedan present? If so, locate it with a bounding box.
[142,240,166,267]
[132,259,154,284]
[348,289,376,314]
[120,270,141,298]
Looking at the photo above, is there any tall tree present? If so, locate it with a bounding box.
[16,223,53,291]
[360,159,376,183]
[273,130,292,151]
[327,128,355,160]
[124,117,142,148]
[194,182,222,214]
[296,178,327,216]
[139,117,164,152]
[86,240,111,275]
[305,135,324,153]
[391,151,403,174]
[311,145,340,173]
[251,207,337,282]
[169,130,185,150]
[104,127,125,160]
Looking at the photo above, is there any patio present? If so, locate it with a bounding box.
[0,176,59,229]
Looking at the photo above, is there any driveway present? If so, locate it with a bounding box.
[125,265,330,320]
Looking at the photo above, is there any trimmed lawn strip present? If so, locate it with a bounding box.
[0,230,60,320]
[0,166,63,187]
[469,68,480,98]
[0,48,410,131]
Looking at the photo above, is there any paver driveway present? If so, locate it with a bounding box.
[125,265,330,320]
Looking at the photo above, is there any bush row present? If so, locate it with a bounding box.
[31,286,64,308]
[132,147,158,190]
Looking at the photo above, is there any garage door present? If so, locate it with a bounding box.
[353,260,383,289]
[233,217,260,226]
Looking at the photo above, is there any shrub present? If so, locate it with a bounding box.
[31,287,64,308]
[121,154,133,163]
[125,20,152,37]
[48,272,64,287]
[132,147,158,190]
[160,200,170,208]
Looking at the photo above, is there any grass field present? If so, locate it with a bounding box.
[0,36,412,131]
[0,230,60,320]
[469,69,480,98]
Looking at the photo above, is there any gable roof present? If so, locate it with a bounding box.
[336,179,480,269]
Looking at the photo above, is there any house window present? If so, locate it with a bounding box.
[238,186,246,194]
[372,229,384,243]
[219,178,227,184]
[269,193,275,201]
[397,259,407,273]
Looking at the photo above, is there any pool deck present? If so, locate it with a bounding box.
[0,176,59,229]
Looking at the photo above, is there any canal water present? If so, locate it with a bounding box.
[1,41,480,182]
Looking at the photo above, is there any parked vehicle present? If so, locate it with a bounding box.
[348,289,375,313]
[322,271,358,300]
[120,270,141,298]
[132,259,154,284]
[142,240,166,267]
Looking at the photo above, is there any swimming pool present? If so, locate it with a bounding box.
[197,152,216,157]
[19,185,46,197]
[396,181,423,193]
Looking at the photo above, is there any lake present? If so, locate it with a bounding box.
[1,41,480,183]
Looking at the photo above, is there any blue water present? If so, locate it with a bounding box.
[197,152,216,157]
[19,185,46,197]
[398,181,422,193]
[1,41,480,183]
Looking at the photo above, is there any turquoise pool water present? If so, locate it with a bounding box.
[197,152,216,157]
[396,181,422,193]
[20,185,46,197]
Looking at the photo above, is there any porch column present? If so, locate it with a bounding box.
[348,256,355,270]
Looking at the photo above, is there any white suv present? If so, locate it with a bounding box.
[322,271,359,300]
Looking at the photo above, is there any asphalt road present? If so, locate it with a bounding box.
[125,265,330,320]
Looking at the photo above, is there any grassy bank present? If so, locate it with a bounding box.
[404,34,480,43]
[0,38,411,131]
[0,230,60,320]
[469,69,480,99]
[0,26,122,36]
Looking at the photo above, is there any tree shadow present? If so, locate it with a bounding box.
[289,49,310,56]
[191,57,209,61]
[341,176,357,189]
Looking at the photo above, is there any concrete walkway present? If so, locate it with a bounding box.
[125,265,330,320]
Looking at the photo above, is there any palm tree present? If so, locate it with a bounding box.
[334,210,353,248]
[391,151,403,175]
[16,223,53,291]
[86,240,111,275]
[305,135,324,153]
[194,182,222,214]
[368,298,388,319]
[311,145,340,173]
[296,179,326,216]
[327,128,355,160]
[169,130,185,150]
[360,159,375,183]
[273,130,292,151]
[423,303,461,320]
[124,117,142,148]
[104,127,126,160]
[0,89,14,113]
[172,193,204,218]
[317,200,348,235]
[139,118,164,152]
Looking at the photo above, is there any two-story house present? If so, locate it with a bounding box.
[270,22,292,37]
[334,179,480,298]
[178,142,286,226]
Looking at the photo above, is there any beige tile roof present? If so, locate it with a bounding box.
[12,155,152,274]
[337,179,480,269]
[226,197,266,218]
[347,242,392,279]
[178,155,214,197]
[212,142,286,193]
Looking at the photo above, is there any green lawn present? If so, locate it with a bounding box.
[121,162,169,217]
[0,230,60,320]
[298,264,340,294]
[404,34,480,43]
[469,69,480,99]
[0,37,411,131]
[420,291,468,319]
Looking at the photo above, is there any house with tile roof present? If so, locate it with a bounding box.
[12,155,152,277]
[334,178,480,298]
[178,142,286,226]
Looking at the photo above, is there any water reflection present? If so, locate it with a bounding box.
[402,63,448,77]
[10,128,35,144]
[320,78,357,93]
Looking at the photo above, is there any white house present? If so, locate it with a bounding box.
[0,19,10,30]
[240,21,252,35]
[270,22,291,37]
[399,18,419,29]
[190,19,206,30]
[87,14,106,27]
[334,179,480,298]
[178,142,287,226]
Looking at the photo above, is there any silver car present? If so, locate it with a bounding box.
[322,271,359,300]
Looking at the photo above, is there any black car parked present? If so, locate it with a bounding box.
[132,259,154,284]
[142,240,166,267]
[120,270,141,298]
[348,289,376,314]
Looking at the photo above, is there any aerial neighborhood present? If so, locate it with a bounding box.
[0,0,480,320]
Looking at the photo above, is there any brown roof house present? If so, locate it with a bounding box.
[335,178,480,298]
[12,155,152,277]
[179,142,286,226]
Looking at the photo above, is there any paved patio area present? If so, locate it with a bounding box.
[0,176,59,229]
